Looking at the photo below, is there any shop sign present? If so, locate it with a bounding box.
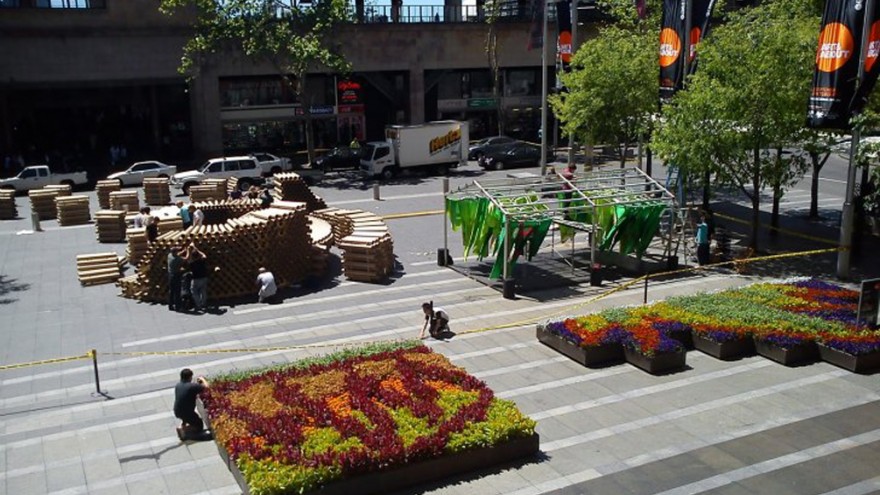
[468,98,498,109]
[338,104,365,114]
[438,99,467,111]
[295,105,335,115]
[337,79,362,105]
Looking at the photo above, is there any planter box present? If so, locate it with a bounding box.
[666,331,695,350]
[623,346,686,375]
[537,325,624,368]
[200,397,539,495]
[818,344,880,374]
[692,332,756,361]
[755,339,819,366]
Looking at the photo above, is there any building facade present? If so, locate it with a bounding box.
[0,0,592,177]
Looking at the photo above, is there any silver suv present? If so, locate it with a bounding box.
[170,156,260,194]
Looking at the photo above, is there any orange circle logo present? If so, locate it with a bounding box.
[816,22,854,73]
[558,31,572,64]
[659,28,681,68]
[866,21,880,73]
[689,27,702,61]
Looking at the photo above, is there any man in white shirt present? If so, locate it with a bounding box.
[192,206,204,227]
[255,267,277,303]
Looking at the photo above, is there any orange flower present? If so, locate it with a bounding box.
[380,377,409,396]
[326,393,353,418]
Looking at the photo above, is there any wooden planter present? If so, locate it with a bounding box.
[818,344,880,374]
[201,401,539,495]
[755,339,819,366]
[666,330,695,350]
[536,325,624,368]
[623,347,686,375]
[692,332,756,361]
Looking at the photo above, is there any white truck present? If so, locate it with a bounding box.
[170,156,262,195]
[360,121,469,179]
[0,165,89,193]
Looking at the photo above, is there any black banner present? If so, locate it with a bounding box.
[807,0,866,129]
[851,7,880,114]
[528,0,544,50]
[687,0,716,75]
[557,0,573,72]
[659,0,686,102]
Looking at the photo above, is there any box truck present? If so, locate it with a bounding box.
[360,121,469,179]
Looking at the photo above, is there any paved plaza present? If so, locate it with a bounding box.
[1,169,879,495]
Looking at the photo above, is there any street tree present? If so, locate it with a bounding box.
[652,0,818,250]
[485,0,505,136]
[550,24,657,167]
[160,0,351,164]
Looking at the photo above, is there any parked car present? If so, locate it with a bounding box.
[106,160,177,186]
[313,146,363,171]
[468,135,518,161]
[251,152,292,176]
[170,156,261,195]
[478,143,543,170]
[0,165,88,193]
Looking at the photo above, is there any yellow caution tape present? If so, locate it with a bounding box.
[0,353,92,371]
[382,210,444,220]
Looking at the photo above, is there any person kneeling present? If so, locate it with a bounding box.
[419,301,450,339]
[173,368,210,440]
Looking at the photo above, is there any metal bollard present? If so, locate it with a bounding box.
[442,177,449,194]
[373,183,380,201]
[31,210,42,232]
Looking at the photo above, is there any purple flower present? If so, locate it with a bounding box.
[758,333,813,349]
[821,338,880,355]
[652,320,691,335]
[602,326,629,345]
[699,329,742,343]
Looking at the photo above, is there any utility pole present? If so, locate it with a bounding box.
[540,0,550,176]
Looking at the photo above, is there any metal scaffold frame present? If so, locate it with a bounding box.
[443,167,680,294]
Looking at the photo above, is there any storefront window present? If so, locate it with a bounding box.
[222,117,340,153]
[504,69,537,96]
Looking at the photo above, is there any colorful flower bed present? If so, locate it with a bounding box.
[542,279,880,359]
[201,342,537,495]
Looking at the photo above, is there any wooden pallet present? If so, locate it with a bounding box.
[95,210,127,243]
[0,189,17,220]
[44,184,72,197]
[29,188,59,220]
[56,195,91,226]
[109,190,139,213]
[273,172,327,212]
[126,227,148,266]
[77,252,122,286]
[96,180,121,209]
[312,208,395,283]
[143,178,172,206]
[189,181,227,203]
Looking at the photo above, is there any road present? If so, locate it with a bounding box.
[0,163,878,495]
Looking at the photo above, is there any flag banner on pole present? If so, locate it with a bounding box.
[659,0,686,102]
[687,0,716,75]
[557,0,573,71]
[807,0,866,129]
[528,0,545,51]
[851,4,880,115]
[635,0,647,20]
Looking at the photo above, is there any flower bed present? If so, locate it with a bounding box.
[539,278,880,373]
[200,342,538,495]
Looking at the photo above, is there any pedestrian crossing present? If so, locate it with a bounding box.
[1,266,879,495]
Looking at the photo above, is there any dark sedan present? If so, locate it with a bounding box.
[314,146,363,171]
[478,142,542,170]
[468,136,518,161]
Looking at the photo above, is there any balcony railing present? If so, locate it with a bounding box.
[0,0,106,8]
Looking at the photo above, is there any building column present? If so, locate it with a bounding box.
[189,73,223,156]
[149,85,162,156]
[409,67,425,124]
[0,91,10,151]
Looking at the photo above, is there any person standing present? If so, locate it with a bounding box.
[173,368,210,440]
[192,206,204,227]
[133,206,151,228]
[177,201,192,228]
[695,211,711,266]
[167,246,185,311]
[185,243,209,312]
[255,267,277,303]
[145,216,160,244]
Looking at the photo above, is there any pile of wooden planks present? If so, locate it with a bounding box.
[119,201,314,303]
[126,227,148,266]
[109,190,139,213]
[44,184,72,197]
[55,195,91,226]
[190,198,261,224]
[313,208,394,282]
[0,189,16,220]
[273,172,327,212]
[157,216,183,234]
[227,177,239,195]
[96,180,121,209]
[189,178,228,203]
[95,210,127,243]
[143,178,171,206]
[77,252,123,286]
[29,188,59,220]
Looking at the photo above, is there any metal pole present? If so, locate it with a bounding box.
[567,0,578,168]
[643,276,649,304]
[839,0,874,278]
[503,214,510,279]
[90,349,101,395]
[373,183,380,201]
[539,0,550,176]
[441,178,449,266]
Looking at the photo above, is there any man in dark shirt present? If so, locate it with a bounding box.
[174,368,209,440]
[167,246,185,311]
[184,243,209,312]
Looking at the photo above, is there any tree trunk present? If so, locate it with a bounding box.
[702,171,710,210]
[770,148,781,233]
[751,146,761,251]
[619,140,628,168]
[809,152,821,219]
[299,74,316,166]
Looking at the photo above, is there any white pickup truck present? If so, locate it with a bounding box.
[0,165,89,193]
